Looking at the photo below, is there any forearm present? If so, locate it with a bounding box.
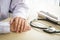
[0,22,10,33]
[10,0,28,19]
[12,3,28,19]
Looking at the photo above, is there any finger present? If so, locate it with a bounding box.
[10,22,15,32]
[26,25,31,31]
[15,17,19,31]
[23,21,31,32]
[23,20,27,32]
[17,18,22,33]
[26,23,31,30]
[20,19,25,32]
[10,18,14,24]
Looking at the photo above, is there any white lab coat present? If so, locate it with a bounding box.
[0,0,28,33]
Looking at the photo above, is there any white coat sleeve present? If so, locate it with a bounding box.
[10,0,28,19]
[0,22,10,33]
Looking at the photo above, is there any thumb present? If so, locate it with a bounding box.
[10,18,14,24]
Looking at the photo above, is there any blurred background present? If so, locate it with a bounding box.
[25,0,60,22]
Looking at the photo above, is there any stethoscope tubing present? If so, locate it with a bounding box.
[30,19,60,33]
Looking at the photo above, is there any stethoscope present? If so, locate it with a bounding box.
[30,19,60,34]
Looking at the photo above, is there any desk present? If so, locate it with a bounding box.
[0,18,60,40]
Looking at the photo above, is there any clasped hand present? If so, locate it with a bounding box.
[10,17,31,33]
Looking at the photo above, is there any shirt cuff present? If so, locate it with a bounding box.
[0,22,10,33]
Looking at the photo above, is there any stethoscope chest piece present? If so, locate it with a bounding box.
[43,27,60,33]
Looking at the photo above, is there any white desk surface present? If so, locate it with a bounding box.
[0,18,60,40]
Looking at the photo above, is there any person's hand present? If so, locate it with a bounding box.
[10,17,31,33]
